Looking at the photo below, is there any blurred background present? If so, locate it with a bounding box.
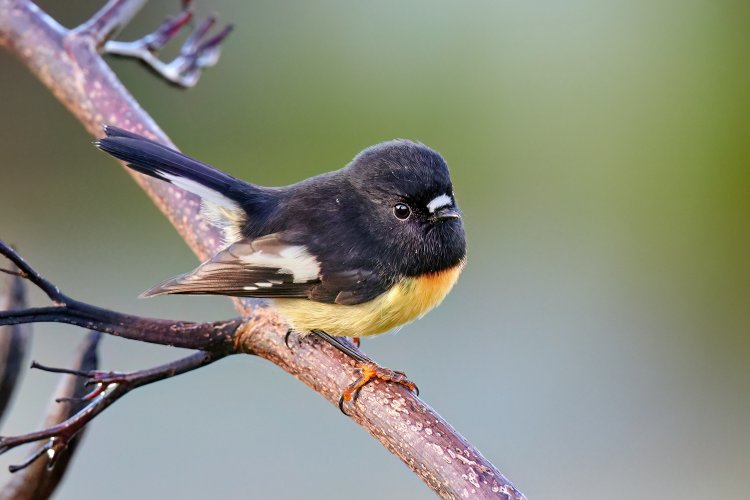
[1,1,749,498]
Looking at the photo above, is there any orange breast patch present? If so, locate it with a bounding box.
[273,261,465,337]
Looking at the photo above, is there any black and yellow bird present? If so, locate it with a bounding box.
[96,126,466,408]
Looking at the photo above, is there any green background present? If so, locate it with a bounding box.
[1,1,749,498]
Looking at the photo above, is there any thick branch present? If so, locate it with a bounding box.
[0,2,524,498]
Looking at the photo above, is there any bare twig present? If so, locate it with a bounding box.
[0,241,241,352]
[0,264,31,422]
[103,0,233,87]
[0,350,224,467]
[74,0,149,45]
[0,1,525,498]
[0,332,101,500]
[0,242,60,305]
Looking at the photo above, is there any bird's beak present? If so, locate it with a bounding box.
[435,206,461,220]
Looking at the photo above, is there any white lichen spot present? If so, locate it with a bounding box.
[390,397,408,414]
[467,468,480,488]
[500,485,521,498]
[425,427,433,436]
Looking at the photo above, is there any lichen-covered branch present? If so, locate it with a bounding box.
[0,1,524,498]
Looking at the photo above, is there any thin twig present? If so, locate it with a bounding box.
[74,0,149,45]
[0,350,224,465]
[0,241,61,304]
[0,332,101,499]
[103,0,233,88]
[0,240,242,352]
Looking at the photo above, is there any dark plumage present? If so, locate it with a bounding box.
[97,126,466,336]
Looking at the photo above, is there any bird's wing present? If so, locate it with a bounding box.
[141,233,321,298]
[141,233,392,305]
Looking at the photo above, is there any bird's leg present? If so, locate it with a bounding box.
[309,330,418,414]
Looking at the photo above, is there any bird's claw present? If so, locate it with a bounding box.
[338,362,419,415]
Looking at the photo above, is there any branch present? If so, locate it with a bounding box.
[0,241,241,352]
[103,0,233,88]
[0,2,525,498]
[0,243,235,473]
[0,332,101,500]
[0,350,223,467]
[74,0,149,45]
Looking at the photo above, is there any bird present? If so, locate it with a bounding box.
[96,126,466,409]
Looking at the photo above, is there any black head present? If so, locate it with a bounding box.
[344,140,466,276]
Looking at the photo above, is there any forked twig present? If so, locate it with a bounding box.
[103,0,232,87]
[0,240,235,476]
[0,240,242,352]
[0,350,223,471]
[1,332,100,498]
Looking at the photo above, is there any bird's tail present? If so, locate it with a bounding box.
[96,126,260,243]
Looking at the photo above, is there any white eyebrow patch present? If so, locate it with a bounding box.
[427,194,453,213]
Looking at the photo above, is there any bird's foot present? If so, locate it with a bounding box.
[304,330,418,414]
[338,362,418,414]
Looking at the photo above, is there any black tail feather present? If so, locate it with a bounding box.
[95,126,250,205]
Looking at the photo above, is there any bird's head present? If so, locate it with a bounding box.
[346,140,467,275]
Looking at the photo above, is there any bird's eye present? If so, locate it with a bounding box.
[393,203,411,220]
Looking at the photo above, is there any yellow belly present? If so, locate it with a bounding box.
[273,263,464,337]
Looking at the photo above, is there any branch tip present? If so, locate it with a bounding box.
[30,361,90,378]
[103,3,232,88]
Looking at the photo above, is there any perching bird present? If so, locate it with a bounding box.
[96,126,466,407]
